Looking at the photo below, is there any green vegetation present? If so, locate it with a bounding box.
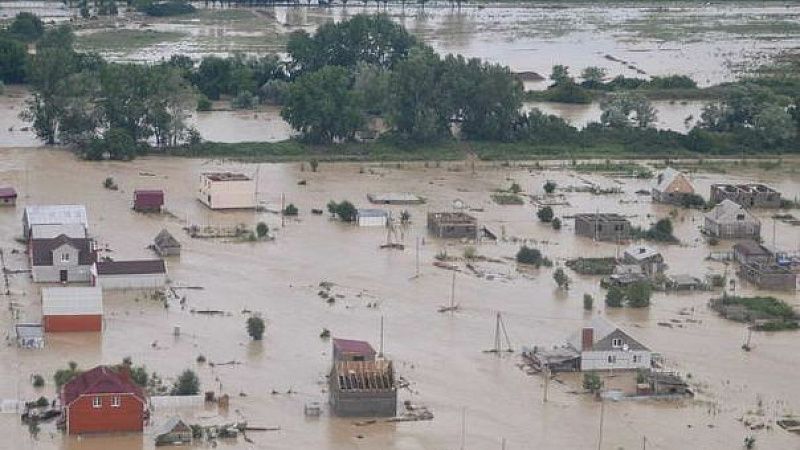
[537,206,554,223]
[138,1,196,17]
[551,217,562,230]
[0,36,27,83]
[566,257,617,275]
[553,267,570,290]
[583,372,603,393]
[327,200,357,222]
[491,193,524,205]
[709,295,798,330]
[543,181,556,194]
[31,374,44,388]
[54,361,81,389]
[171,369,200,395]
[283,204,299,216]
[583,294,594,311]
[247,316,266,340]
[632,218,678,243]
[516,246,552,267]
[6,12,44,43]
[606,282,652,308]
[256,222,268,238]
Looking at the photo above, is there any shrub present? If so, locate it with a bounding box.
[509,182,522,194]
[463,246,477,260]
[32,374,44,388]
[247,316,266,340]
[537,206,554,223]
[171,369,200,395]
[583,294,593,311]
[605,286,624,307]
[196,354,206,363]
[8,12,45,42]
[553,267,570,290]
[543,181,556,194]
[328,200,357,222]
[583,373,603,393]
[54,362,81,389]
[551,217,561,230]
[283,204,299,216]
[516,246,551,267]
[196,95,212,111]
[103,176,118,190]
[256,222,268,238]
[231,90,256,110]
[626,281,652,307]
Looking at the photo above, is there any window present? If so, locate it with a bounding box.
[60,253,70,263]
[92,397,101,408]
[612,338,623,348]
[633,355,641,363]
[607,355,616,364]
[736,214,745,221]
[111,396,120,407]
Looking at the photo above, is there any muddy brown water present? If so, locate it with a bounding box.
[0,148,798,449]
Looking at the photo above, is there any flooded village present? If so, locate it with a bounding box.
[1,1,800,450]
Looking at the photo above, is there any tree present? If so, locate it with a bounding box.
[626,281,652,308]
[537,206,554,223]
[85,128,137,160]
[509,182,521,194]
[549,65,571,86]
[605,286,624,307]
[600,93,657,128]
[54,361,81,388]
[171,369,200,395]
[283,204,299,216]
[583,372,603,394]
[32,374,45,388]
[353,62,391,115]
[581,66,607,87]
[553,267,570,290]
[256,222,268,238]
[281,66,363,143]
[516,245,548,267]
[247,316,266,340]
[543,181,556,194]
[551,217,562,230]
[754,105,794,147]
[8,12,45,42]
[583,294,594,311]
[0,37,27,83]
[330,200,357,222]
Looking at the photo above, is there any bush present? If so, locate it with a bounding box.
[256,222,268,238]
[0,37,27,84]
[544,82,592,104]
[551,217,562,230]
[259,79,290,105]
[196,95,212,111]
[54,362,81,388]
[509,182,522,194]
[231,90,256,110]
[141,1,196,17]
[247,316,266,340]
[543,181,556,194]
[553,267,570,290]
[516,246,551,267]
[605,286,624,307]
[583,294,593,311]
[171,369,200,395]
[103,176,118,190]
[32,374,45,388]
[283,204,299,216]
[8,12,45,42]
[196,354,206,363]
[583,373,603,393]
[626,281,652,307]
[537,206,554,223]
[328,200,357,222]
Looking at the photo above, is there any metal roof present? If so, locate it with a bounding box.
[30,223,87,239]
[705,199,759,223]
[357,209,389,218]
[15,323,43,339]
[96,260,166,275]
[42,287,103,316]
[24,205,88,228]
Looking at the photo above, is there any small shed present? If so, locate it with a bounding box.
[733,240,772,265]
[42,286,103,332]
[622,244,666,277]
[0,187,17,206]
[134,190,164,212]
[94,260,167,290]
[155,416,192,446]
[356,209,389,227]
[15,323,44,349]
[154,229,181,257]
[427,212,478,239]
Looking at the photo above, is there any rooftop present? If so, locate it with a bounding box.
[61,365,145,407]
[333,338,376,355]
[30,235,95,266]
[15,323,43,340]
[367,192,423,204]
[154,229,180,248]
[332,360,394,392]
[30,223,87,240]
[428,211,477,224]
[734,240,771,256]
[42,286,103,316]
[96,259,166,276]
[712,183,778,194]
[24,205,88,228]
[357,209,389,218]
[624,244,660,261]
[574,213,629,222]
[705,199,759,222]
[202,172,251,182]
[0,187,17,198]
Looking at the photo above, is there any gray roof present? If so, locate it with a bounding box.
[705,199,759,224]
[624,244,660,261]
[30,223,87,239]
[734,240,770,256]
[24,205,88,228]
[96,260,166,275]
[156,416,191,436]
[154,229,180,248]
[654,167,680,191]
[15,323,43,339]
[567,317,650,352]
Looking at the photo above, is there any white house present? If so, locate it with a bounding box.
[93,260,167,290]
[30,234,96,283]
[23,205,88,239]
[356,209,389,227]
[567,317,652,371]
[197,172,256,210]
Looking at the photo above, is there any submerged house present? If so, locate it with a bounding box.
[567,317,652,371]
[42,286,103,332]
[733,240,773,265]
[93,260,167,290]
[356,209,389,227]
[15,323,44,349]
[0,187,17,206]
[427,212,478,239]
[574,213,631,241]
[22,205,88,240]
[133,189,164,213]
[703,199,761,239]
[155,416,192,446]
[367,192,424,205]
[739,262,798,291]
[30,234,96,283]
[329,339,396,417]
[651,168,695,204]
[198,172,256,210]
[622,244,666,277]
[60,365,147,435]
[710,183,782,208]
[153,229,181,257]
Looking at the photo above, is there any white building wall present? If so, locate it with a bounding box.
[580,350,651,371]
[198,178,256,210]
[32,265,93,283]
[357,216,387,227]
[97,273,166,290]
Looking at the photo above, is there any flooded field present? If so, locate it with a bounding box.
[54,2,800,86]
[0,148,799,449]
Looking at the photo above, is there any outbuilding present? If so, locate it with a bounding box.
[94,260,167,290]
[133,190,164,212]
[42,286,103,332]
[356,209,389,227]
[652,167,695,204]
[198,172,256,210]
[155,416,192,446]
[0,187,17,206]
[574,213,631,241]
[153,229,181,257]
[15,323,44,349]
[622,244,666,277]
[332,338,377,362]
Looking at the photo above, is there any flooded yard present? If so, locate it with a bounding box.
[0,149,798,449]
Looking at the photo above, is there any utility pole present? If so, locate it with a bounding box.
[597,399,605,450]
[460,407,467,450]
[642,436,647,450]
[379,315,384,358]
[281,193,286,228]
[415,236,420,278]
[543,365,550,403]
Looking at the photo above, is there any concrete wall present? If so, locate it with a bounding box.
[32,265,93,283]
[97,273,166,290]
[329,390,397,417]
[704,218,760,239]
[580,350,651,371]
[575,219,630,241]
[198,179,256,209]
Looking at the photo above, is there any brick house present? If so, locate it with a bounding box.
[60,365,147,435]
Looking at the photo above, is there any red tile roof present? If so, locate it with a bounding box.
[61,366,146,407]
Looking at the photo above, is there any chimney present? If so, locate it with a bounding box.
[581,327,594,351]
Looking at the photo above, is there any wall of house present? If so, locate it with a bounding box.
[43,314,102,332]
[575,219,630,241]
[357,216,387,227]
[329,389,397,417]
[96,274,166,290]
[67,393,144,435]
[705,218,760,239]
[427,221,477,239]
[154,245,180,257]
[198,180,256,209]
[32,265,93,283]
[580,350,651,371]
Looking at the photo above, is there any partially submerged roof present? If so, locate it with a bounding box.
[202,172,251,182]
[705,199,759,223]
[624,244,660,261]
[734,240,770,257]
[30,235,95,266]
[42,286,102,316]
[654,167,694,193]
[367,192,423,204]
[30,223,87,240]
[428,211,477,224]
[0,187,17,198]
[357,209,389,218]
[24,205,88,227]
[156,416,191,436]
[567,317,650,352]
[154,229,180,248]
[61,365,145,407]
[574,213,629,222]
[332,360,395,392]
[96,259,166,276]
[333,338,376,356]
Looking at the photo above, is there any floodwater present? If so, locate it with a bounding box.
[0,148,798,449]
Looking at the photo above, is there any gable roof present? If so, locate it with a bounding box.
[96,260,166,276]
[654,167,694,194]
[333,338,376,356]
[567,317,650,352]
[30,223,87,240]
[24,205,88,228]
[705,199,759,223]
[154,229,180,248]
[156,416,191,436]
[61,365,145,407]
[30,235,96,266]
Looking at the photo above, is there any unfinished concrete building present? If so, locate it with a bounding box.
[711,183,782,208]
[427,212,477,239]
[739,262,798,291]
[574,213,631,241]
[329,360,397,417]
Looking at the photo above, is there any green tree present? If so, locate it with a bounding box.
[549,65,572,86]
[32,374,45,387]
[0,37,27,83]
[553,267,570,290]
[605,286,624,307]
[171,369,200,395]
[754,105,794,147]
[353,62,391,115]
[256,222,268,238]
[516,245,548,267]
[537,206,554,223]
[583,294,594,311]
[543,181,556,194]
[330,200,357,222]
[626,281,652,308]
[8,12,45,42]
[583,372,603,393]
[85,127,137,160]
[600,93,657,128]
[283,204,299,216]
[281,66,363,143]
[247,316,266,340]
[581,66,607,87]
[551,217,562,230]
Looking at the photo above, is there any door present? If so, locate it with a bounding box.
[59,270,68,283]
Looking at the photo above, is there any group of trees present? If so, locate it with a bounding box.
[605,282,652,308]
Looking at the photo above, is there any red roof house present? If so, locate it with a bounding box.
[60,365,147,435]
[332,338,377,363]
[0,187,17,206]
[133,190,164,212]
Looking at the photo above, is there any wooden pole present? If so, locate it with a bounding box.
[281,193,285,228]
[597,399,605,450]
[543,365,550,403]
[416,236,420,277]
[379,315,384,358]
[450,271,456,311]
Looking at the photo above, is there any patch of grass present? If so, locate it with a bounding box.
[76,29,185,51]
[709,295,799,330]
[491,193,525,205]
